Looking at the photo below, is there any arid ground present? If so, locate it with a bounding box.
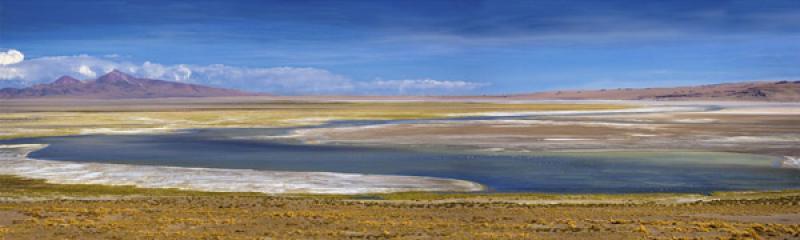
[1,97,799,239]
[0,176,799,239]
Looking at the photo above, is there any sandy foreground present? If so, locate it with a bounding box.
[1,181,799,239]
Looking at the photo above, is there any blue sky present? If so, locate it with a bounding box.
[1,0,799,95]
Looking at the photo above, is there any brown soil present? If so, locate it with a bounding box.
[296,110,800,157]
[0,210,26,226]
[1,194,799,239]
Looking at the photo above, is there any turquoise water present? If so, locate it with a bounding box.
[5,128,798,193]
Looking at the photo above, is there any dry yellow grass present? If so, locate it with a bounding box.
[4,100,797,239]
[0,101,629,140]
[1,175,799,239]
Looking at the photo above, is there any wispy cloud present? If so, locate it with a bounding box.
[0,53,485,95]
[359,79,487,95]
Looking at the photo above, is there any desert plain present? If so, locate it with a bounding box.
[0,97,798,239]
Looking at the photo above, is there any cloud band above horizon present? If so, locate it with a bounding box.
[0,53,486,95]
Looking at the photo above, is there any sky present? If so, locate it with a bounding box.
[1,0,799,95]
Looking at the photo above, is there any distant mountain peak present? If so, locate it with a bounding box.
[0,71,258,99]
[96,69,135,84]
[53,76,82,85]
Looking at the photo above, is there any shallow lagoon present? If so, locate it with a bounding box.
[5,127,798,194]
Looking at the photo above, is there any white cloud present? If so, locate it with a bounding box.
[0,49,25,65]
[182,64,355,94]
[0,68,24,80]
[0,55,119,84]
[77,65,97,78]
[0,54,486,95]
[173,64,192,82]
[360,79,487,95]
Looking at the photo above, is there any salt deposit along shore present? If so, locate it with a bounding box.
[0,144,484,194]
[286,102,800,160]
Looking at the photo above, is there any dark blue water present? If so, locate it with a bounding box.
[4,127,799,193]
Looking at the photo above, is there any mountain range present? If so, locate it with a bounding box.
[0,70,253,99]
[506,80,800,101]
[2,70,799,101]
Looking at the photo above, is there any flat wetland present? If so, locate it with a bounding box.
[11,133,798,193]
[1,97,799,239]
